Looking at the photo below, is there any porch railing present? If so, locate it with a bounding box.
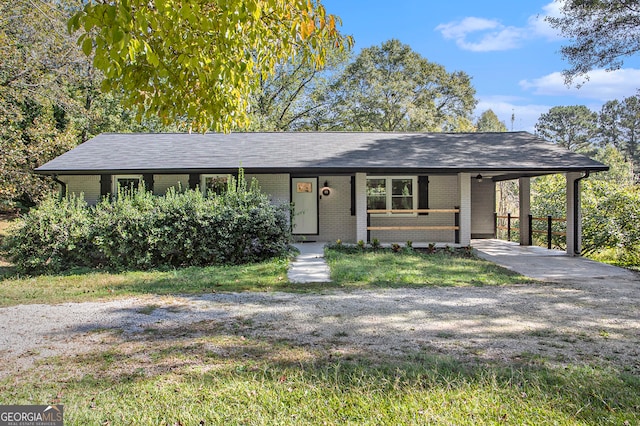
[495,213,566,250]
[367,208,460,243]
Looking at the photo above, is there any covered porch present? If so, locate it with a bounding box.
[354,171,590,256]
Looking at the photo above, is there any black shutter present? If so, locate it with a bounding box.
[189,173,200,190]
[418,175,429,215]
[143,174,154,192]
[100,174,112,198]
[350,176,356,216]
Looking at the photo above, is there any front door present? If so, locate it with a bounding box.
[291,177,318,235]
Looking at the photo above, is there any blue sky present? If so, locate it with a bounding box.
[321,0,640,132]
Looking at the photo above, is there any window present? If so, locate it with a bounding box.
[367,176,417,215]
[201,175,228,196]
[113,175,142,195]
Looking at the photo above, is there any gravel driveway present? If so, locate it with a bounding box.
[1,272,638,378]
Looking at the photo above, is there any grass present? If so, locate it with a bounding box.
[1,217,637,424]
[0,248,529,307]
[324,247,531,287]
[588,248,640,272]
[0,260,292,307]
[1,320,638,425]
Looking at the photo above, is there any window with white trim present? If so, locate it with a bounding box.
[113,175,142,195]
[366,176,417,215]
[201,174,228,196]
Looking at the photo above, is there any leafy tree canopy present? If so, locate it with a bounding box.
[475,109,507,132]
[71,0,353,132]
[246,47,350,131]
[534,105,597,152]
[328,39,477,132]
[546,0,640,84]
[597,95,640,168]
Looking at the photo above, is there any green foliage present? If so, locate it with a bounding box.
[327,39,477,132]
[70,0,353,132]
[597,95,640,175]
[3,172,291,273]
[2,195,94,272]
[475,109,507,132]
[546,0,640,84]
[582,154,640,263]
[532,148,640,264]
[0,0,174,209]
[535,105,597,152]
[246,48,350,131]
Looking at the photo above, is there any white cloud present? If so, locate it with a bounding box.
[435,18,525,52]
[520,68,640,101]
[435,1,564,52]
[527,1,564,40]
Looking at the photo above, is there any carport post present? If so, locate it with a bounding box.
[355,172,368,243]
[566,172,584,256]
[519,177,531,246]
[457,173,471,246]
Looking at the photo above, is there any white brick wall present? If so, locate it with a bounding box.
[367,175,460,243]
[59,175,101,205]
[57,172,475,245]
[317,175,356,242]
[153,174,189,195]
[246,174,290,206]
[471,179,495,237]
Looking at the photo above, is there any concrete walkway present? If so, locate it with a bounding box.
[286,239,637,284]
[288,243,332,283]
[472,239,637,282]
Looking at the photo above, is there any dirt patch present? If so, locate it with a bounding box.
[1,275,639,378]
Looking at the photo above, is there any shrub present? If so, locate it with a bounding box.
[3,171,292,273]
[2,194,95,272]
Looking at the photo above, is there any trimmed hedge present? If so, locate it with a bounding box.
[3,173,291,273]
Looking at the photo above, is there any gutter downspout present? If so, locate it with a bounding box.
[573,171,590,256]
[52,175,66,201]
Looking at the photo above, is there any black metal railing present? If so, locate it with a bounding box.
[495,213,566,249]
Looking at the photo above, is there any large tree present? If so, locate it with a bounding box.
[246,48,350,131]
[475,109,507,132]
[71,0,352,132]
[597,95,640,171]
[546,0,640,83]
[326,39,477,132]
[0,0,82,208]
[0,0,172,209]
[534,105,597,152]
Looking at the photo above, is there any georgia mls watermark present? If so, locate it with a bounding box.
[0,405,63,426]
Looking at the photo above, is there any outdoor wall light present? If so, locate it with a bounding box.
[476,174,483,183]
[321,180,331,196]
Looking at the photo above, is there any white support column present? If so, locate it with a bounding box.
[355,172,368,243]
[566,172,582,256]
[458,173,471,246]
[519,177,531,246]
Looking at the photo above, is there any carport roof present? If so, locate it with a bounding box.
[36,131,608,176]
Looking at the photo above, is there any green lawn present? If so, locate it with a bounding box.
[0,260,292,307]
[0,247,528,307]
[2,320,638,425]
[324,247,531,287]
[1,234,637,424]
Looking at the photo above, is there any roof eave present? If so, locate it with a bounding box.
[35,165,610,176]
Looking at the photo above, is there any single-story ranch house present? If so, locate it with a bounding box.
[36,132,608,256]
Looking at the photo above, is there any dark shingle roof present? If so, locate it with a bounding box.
[36,131,608,175]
